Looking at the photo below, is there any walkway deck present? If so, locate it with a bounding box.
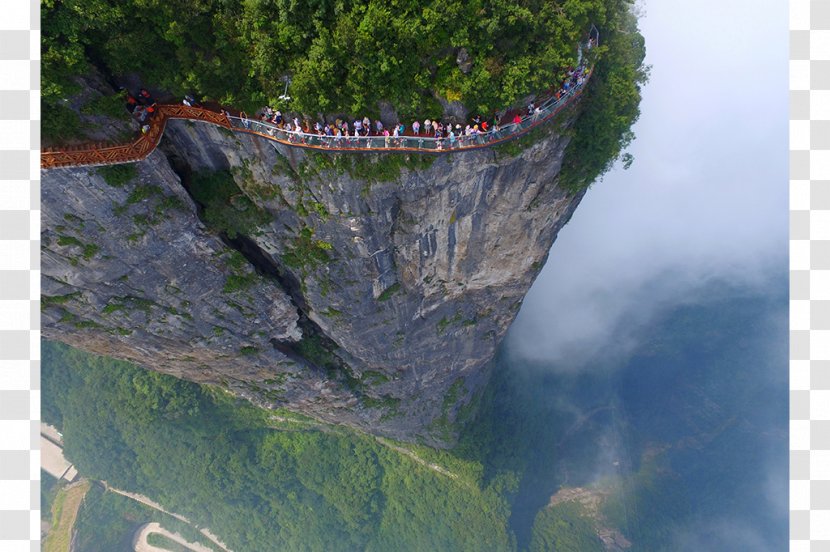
[41,74,590,170]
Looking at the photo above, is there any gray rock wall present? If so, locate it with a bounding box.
[41,115,585,446]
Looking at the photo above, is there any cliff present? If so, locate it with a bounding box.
[41,115,585,446]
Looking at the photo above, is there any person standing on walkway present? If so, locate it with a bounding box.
[138,88,155,106]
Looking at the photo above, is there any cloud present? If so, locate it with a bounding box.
[506,0,787,368]
[673,447,787,552]
[670,519,774,552]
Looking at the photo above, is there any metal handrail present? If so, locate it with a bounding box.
[225,72,590,154]
[41,37,596,168]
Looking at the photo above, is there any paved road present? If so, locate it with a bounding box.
[103,484,232,552]
[132,522,215,552]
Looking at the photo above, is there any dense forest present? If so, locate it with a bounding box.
[44,0,629,115]
[42,0,647,189]
[43,341,514,551]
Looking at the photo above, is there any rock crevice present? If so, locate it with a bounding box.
[42,113,586,446]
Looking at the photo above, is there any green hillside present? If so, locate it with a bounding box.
[43,341,513,552]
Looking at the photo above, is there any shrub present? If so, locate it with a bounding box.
[190,170,271,239]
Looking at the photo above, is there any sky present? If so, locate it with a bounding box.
[507,0,789,368]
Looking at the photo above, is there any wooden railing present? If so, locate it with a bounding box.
[41,105,232,169]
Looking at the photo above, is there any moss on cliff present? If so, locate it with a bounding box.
[97,164,137,187]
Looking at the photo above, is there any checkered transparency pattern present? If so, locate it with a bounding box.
[0,0,39,550]
[0,0,814,550]
[792,1,830,551]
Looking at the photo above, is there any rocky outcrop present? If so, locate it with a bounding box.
[41,112,585,446]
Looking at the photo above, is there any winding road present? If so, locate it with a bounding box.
[101,482,233,552]
[132,522,214,552]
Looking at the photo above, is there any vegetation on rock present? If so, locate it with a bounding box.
[558,5,648,190]
[97,164,137,187]
[44,0,645,192]
[189,170,271,238]
[44,0,625,119]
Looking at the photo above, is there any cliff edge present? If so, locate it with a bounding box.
[42,113,584,446]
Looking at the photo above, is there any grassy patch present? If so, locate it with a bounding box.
[442,379,465,411]
[153,194,186,216]
[362,394,401,416]
[101,303,125,315]
[305,151,436,185]
[295,333,338,370]
[222,251,259,293]
[281,227,333,271]
[321,307,343,318]
[437,312,463,335]
[63,213,84,225]
[223,273,257,294]
[377,282,401,302]
[126,185,163,205]
[81,243,100,260]
[101,296,155,316]
[361,371,390,386]
[55,235,99,260]
[43,479,92,552]
[97,164,138,187]
[56,235,83,248]
[42,292,81,310]
[493,121,557,158]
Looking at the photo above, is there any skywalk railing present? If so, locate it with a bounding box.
[225,75,589,154]
[41,33,597,168]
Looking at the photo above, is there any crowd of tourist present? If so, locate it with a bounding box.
[123,88,159,134]
[234,61,592,149]
[112,38,596,148]
[117,36,596,149]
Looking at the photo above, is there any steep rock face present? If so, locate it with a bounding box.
[41,152,302,379]
[42,115,584,446]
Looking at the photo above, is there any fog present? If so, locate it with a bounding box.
[500,1,788,549]
[507,0,788,368]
